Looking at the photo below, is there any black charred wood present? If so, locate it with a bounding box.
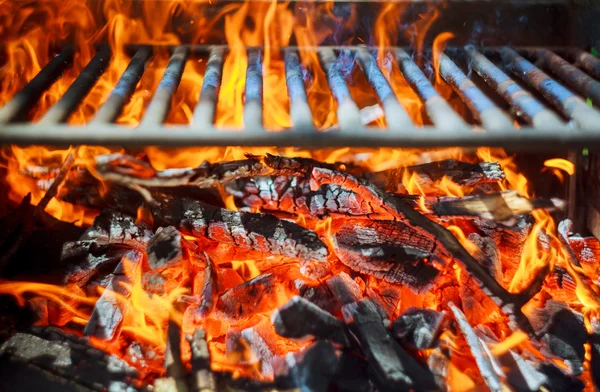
[80,209,152,250]
[392,308,446,350]
[195,252,218,320]
[366,159,505,192]
[147,226,183,271]
[537,362,584,392]
[325,272,363,306]
[263,154,357,176]
[333,352,376,392]
[0,327,140,391]
[84,250,143,341]
[164,320,187,391]
[333,220,440,293]
[273,296,350,346]
[61,242,128,287]
[274,340,339,392]
[532,300,587,376]
[341,299,438,392]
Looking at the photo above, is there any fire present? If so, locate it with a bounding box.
[2,0,600,389]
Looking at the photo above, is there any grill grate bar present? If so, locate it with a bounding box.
[439,53,514,131]
[39,46,111,124]
[394,48,469,131]
[319,48,363,131]
[499,47,600,129]
[192,47,224,128]
[0,46,75,124]
[526,48,600,107]
[243,48,264,131]
[284,49,315,131]
[355,47,414,131]
[2,44,600,149]
[140,46,189,127]
[573,49,600,81]
[466,47,565,129]
[92,47,152,124]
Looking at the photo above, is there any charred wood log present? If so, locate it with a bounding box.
[332,351,375,392]
[310,167,536,336]
[273,296,350,346]
[325,272,363,306]
[188,328,217,392]
[333,219,440,293]
[0,327,141,391]
[96,153,271,188]
[147,226,183,271]
[263,154,357,175]
[431,191,564,224]
[215,265,300,322]
[392,308,446,350]
[84,250,143,341]
[154,195,328,263]
[79,209,153,250]
[341,299,438,392]
[61,242,129,287]
[365,159,505,193]
[274,340,339,392]
[536,362,584,392]
[448,303,504,392]
[530,300,587,376]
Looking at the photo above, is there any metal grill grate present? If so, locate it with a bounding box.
[1,45,600,149]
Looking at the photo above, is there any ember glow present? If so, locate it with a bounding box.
[0,1,600,391]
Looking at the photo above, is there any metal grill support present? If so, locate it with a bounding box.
[2,44,600,149]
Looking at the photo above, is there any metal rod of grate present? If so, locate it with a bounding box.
[1,44,600,149]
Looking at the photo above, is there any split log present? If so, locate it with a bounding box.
[84,249,144,341]
[272,296,350,346]
[448,302,504,392]
[0,327,140,391]
[95,153,271,188]
[310,167,536,336]
[154,195,328,262]
[274,340,339,392]
[215,265,301,322]
[147,226,183,271]
[325,272,363,306]
[332,219,440,293]
[195,252,218,320]
[392,308,446,350]
[79,209,153,250]
[188,328,217,392]
[431,191,564,224]
[365,159,505,194]
[341,299,437,392]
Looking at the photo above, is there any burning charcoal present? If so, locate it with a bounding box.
[325,272,363,305]
[392,308,446,350]
[333,219,440,293]
[496,349,547,391]
[84,250,143,341]
[80,209,153,250]
[0,328,140,391]
[61,241,128,286]
[154,196,328,262]
[298,282,339,316]
[240,325,279,378]
[147,226,183,271]
[364,277,403,318]
[273,296,350,346]
[333,351,375,392]
[263,154,356,175]
[188,328,217,392]
[341,299,437,392]
[449,303,504,392]
[532,300,587,376]
[431,191,565,224]
[427,348,449,391]
[365,159,505,194]
[215,265,300,321]
[274,340,339,392]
